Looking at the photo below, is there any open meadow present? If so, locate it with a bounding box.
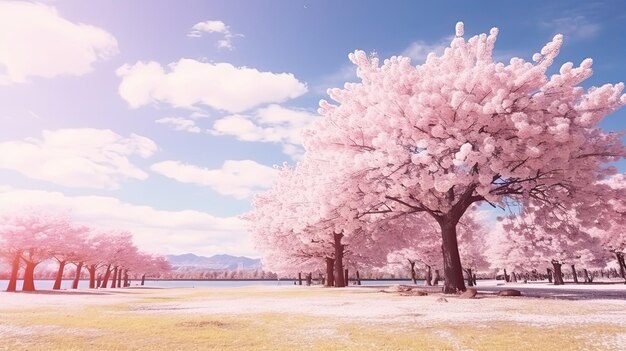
[1,284,625,351]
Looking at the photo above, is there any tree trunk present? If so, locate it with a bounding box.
[305,273,312,286]
[111,266,118,288]
[571,264,578,284]
[101,264,111,288]
[511,271,517,283]
[438,219,466,293]
[408,259,417,284]
[546,268,553,283]
[22,261,37,292]
[356,270,361,285]
[124,271,129,287]
[552,261,564,285]
[583,268,590,283]
[298,272,302,285]
[344,268,349,285]
[72,262,83,289]
[325,257,335,287]
[141,274,146,286]
[333,233,345,288]
[472,273,477,286]
[88,265,96,289]
[117,269,122,288]
[432,269,441,286]
[6,251,21,292]
[503,268,510,282]
[424,265,432,286]
[615,252,625,281]
[464,268,473,287]
[53,261,66,290]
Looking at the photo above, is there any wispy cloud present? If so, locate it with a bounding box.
[209,104,319,160]
[541,15,601,41]
[313,64,358,95]
[187,20,242,50]
[401,36,451,63]
[151,160,277,199]
[156,117,201,133]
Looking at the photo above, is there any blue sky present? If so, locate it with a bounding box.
[0,0,624,257]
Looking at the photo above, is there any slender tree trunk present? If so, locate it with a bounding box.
[53,261,66,290]
[464,268,473,287]
[424,265,432,286]
[546,268,553,283]
[101,264,111,288]
[356,270,361,285]
[298,272,302,285]
[503,268,510,282]
[117,269,122,288]
[306,273,312,286]
[344,268,349,285]
[432,269,441,286]
[22,261,37,292]
[333,233,345,288]
[124,271,129,287]
[408,259,417,284]
[141,274,146,286]
[472,273,477,286]
[552,261,564,285]
[88,265,96,289]
[571,264,578,284]
[111,266,118,288]
[6,251,21,292]
[325,257,334,287]
[72,262,83,289]
[511,271,517,283]
[615,252,625,281]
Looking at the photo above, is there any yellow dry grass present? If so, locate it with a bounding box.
[0,286,623,351]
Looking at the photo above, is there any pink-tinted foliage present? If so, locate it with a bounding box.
[298,22,625,292]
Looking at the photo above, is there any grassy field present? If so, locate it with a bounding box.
[0,286,624,350]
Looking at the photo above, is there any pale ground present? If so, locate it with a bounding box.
[0,282,625,350]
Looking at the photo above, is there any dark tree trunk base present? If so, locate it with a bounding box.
[325,258,335,287]
[72,262,84,289]
[6,251,21,292]
[439,219,466,293]
[53,261,66,290]
[552,261,564,285]
[333,233,345,288]
[22,261,37,292]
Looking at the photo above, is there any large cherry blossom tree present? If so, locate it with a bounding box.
[302,22,625,293]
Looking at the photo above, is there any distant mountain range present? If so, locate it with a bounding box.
[166,253,262,271]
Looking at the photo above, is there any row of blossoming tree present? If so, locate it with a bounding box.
[0,209,171,292]
[245,22,626,293]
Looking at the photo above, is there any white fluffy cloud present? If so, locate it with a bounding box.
[0,129,157,189]
[211,104,318,159]
[155,117,201,133]
[0,187,256,257]
[151,160,277,199]
[116,59,307,113]
[187,20,241,50]
[0,1,118,85]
